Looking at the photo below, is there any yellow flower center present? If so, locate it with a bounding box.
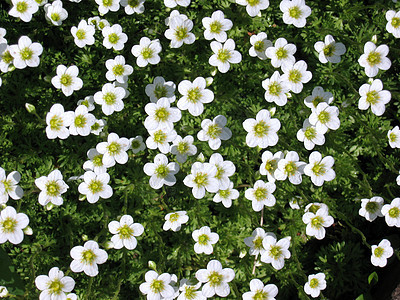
[288,6,302,19]
[207,124,222,139]
[187,87,202,103]
[48,279,64,295]
[367,51,381,66]
[254,187,268,201]
[265,159,278,174]
[107,141,121,155]
[389,132,397,142]
[76,29,86,40]
[154,107,170,122]
[169,213,180,222]
[49,116,63,131]
[247,0,260,6]
[141,47,154,59]
[194,172,207,186]
[389,207,400,218]
[51,13,60,22]
[198,233,210,245]
[374,246,384,258]
[392,17,400,28]
[174,26,189,41]
[219,189,231,198]
[88,179,104,194]
[311,162,326,176]
[288,69,302,83]
[184,286,197,299]
[177,141,189,154]
[210,21,222,33]
[16,1,28,13]
[112,64,125,76]
[208,271,223,287]
[217,49,231,63]
[74,115,86,128]
[118,224,134,239]
[92,155,103,167]
[254,41,264,52]
[366,90,379,105]
[253,121,269,137]
[103,0,112,6]
[1,217,17,233]
[108,33,120,45]
[81,249,96,264]
[2,51,14,64]
[153,130,167,143]
[269,245,282,259]
[323,44,335,57]
[155,164,169,178]
[275,47,288,60]
[317,111,330,124]
[150,279,164,293]
[253,236,264,250]
[284,161,297,176]
[304,127,317,140]
[46,181,60,196]
[60,74,73,86]
[20,47,33,60]
[311,215,324,228]
[253,290,269,300]
[104,92,117,105]
[309,278,319,289]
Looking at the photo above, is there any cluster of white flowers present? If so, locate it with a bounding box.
[360,196,400,229]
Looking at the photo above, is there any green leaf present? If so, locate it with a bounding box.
[368,271,378,285]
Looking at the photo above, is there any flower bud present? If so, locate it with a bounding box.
[371,35,378,44]
[46,203,54,211]
[205,77,213,87]
[25,103,36,114]
[82,234,88,241]
[148,260,157,271]
[104,241,114,249]
[269,107,276,117]
[197,152,205,163]
[23,226,33,235]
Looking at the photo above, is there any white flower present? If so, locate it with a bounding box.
[260,234,291,270]
[242,279,278,300]
[95,0,120,14]
[108,215,144,250]
[143,154,180,189]
[35,170,68,206]
[243,109,281,148]
[66,293,77,300]
[289,197,301,209]
[304,151,335,186]
[114,80,130,98]
[0,168,23,204]
[208,153,235,190]
[0,45,13,73]
[144,98,182,131]
[130,136,146,153]
[163,211,189,232]
[302,206,334,240]
[280,0,311,28]
[77,95,95,111]
[304,86,333,110]
[0,28,6,44]
[209,39,242,73]
[249,32,272,60]
[259,151,284,182]
[170,135,197,163]
[165,16,196,48]
[78,171,112,204]
[213,181,239,208]
[183,162,219,199]
[358,79,391,116]
[265,38,296,69]
[262,71,290,106]
[105,55,133,83]
[195,260,235,298]
[121,0,145,14]
[131,37,162,67]
[102,24,128,51]
[197,115,232,150]
[70,240,108,277]
[381,198,400,227]
[45,104,74,139]
[0,206,29,244]
[386,10,400,38]
[139,271,175,299]
[245,180,276,212]
[165,10,188,26]
[83,148,108,174]
[177,77,214,116]
[35,267,75,299]
[358,42,391,78]
[202,10,232,43]
[69,105,95,136]
[9,36,42,69]
[305,202,329,214]
[314,35,346,64]
[0,286,8,298]
[388,126,400,148]
[145,76,176,103]
[371,239,394,267]
[94,83,125,115]
[304,273,326,298]
[9,0,38,22]
[178,280,205,300]
[236,0,269,17]
[51,65,83,97]
[96,132,130,167]
[44,0,68,26]
[91,119,106,135]
[309,102,340,134]
[274,151,306,185]
[164,0,190,8]
[146,128,177,154]
[281,60,312,94]
[244,227,269,256]
[71,20,95,48]
[192,226,219,255]
[359,197,384,222]
[88,16,110,30]
[297,119,325,150]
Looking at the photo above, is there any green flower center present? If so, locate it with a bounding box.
[254,41,264,52]
[208,271,223,287]
[46,181,61,196]
[210,21,222,33]
[92,154,104,167]
[304,127,317,140]
[275,47,288,60]
[154,84,167,99]
[20,47,33,60]
[284,161,297,176]
[51,13,60,22]
[219,189,230,198]
[389,207,400,218]
[254,187,267,201]
[118,224,134,239]
[49,115,63,130]
[309,278,319,289]
[150,279,164,293]
[174,26,189,41]
[141,47,154,60]
[311,215,323,228]
[60,74,73,87]
[317,111,330,124]
[288,6,302,19]
[184,286,197,299]
[1,217,17,233]
[374,246,384,258]
[169,213,180,222]
[91,122,100,131]
[367,51,381,66]
[187,87,202,103]
[108,33,120,45]
[390,132,397,142]
[253,236,264,250]
[2,51,14,64]
[308,204,320,214]
[312,96,324,107]
[177,141,189,154]
[48,279,64,295]
[74,115,86,128]
[253,121,269,137]
[104,92,117,105]
[391,17,400,28]
[112,64,125,76]
[311,162,326,176]
[103,0,112,6]
[107,141,121,155]
[247,0,260,6]
[288,69,302,83]
[207,124,222,139]
[155,164,169,178]
[194,172,207,186]
[16,1,28,13]
[88,179,104,194]
[81,249,96,264]
[269,245,282,259]
[2,180,12,193]
[153,130,167,143]
[215,166,224,179]
[128,0,139,6]
[198,233,210,245]
[253,290,269,300]
[268,82,281,96]
[131,140,140,149]
[323,44,335,57]
[76,29,86,40]
[154,107,170,122]
[366,91,379,105]
[98,22,107,30]
[365,201,379,213]
[217,49,231,63]
[265,159,278,174]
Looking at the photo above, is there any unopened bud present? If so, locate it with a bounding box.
[239,250,247,258]
[148,260,157,271]
[79,194,86,201]
[82,234,88,241]
[205,77,213,87]
[197,152,205,163]
[25,103,36,114]
[367,78,374,84]
[23,226,33,235]
[371,35,378,44]
[211,69,217,76]
[46,203,54,211]
[269,107,276,117]
[104,241,114,249]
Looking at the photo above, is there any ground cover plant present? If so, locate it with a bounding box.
[1,0,400,299]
